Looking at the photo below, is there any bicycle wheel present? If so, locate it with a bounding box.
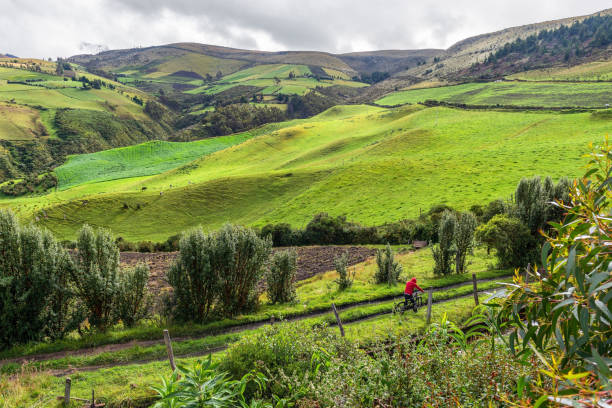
[393,302,406,315]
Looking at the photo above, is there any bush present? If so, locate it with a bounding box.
[475,214,535,268]
[374,244,402,285]
[454,212,477,274]
[432,211,456,275]
[265,249,297,304]
[168,224,271,320]
[261,223,295,247]
[334,252,354,291]
[167,229,218,322]
[71,224,120,331]
[115,264,151,327]
[0,210,80,347]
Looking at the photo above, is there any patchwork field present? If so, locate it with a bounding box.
[186,63,368,96]
[3,103,608,241]
[375,81,612,107]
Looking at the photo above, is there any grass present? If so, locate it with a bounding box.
[54,131,256,189]
[0,247,508,361]
[0,102,44,140]
[7,103,609,241]
[507,60,612,82]
[375,81,612,107]
[0,291,491,407]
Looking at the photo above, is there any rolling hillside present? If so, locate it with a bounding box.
[0,60,170,183]
[3,103,608,241]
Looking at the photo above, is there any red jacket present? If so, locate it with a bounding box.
[404,278,424,295]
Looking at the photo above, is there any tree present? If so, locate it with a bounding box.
[71,225,120,331]
[265,249,297,303]
[55,58,64,75]
[144,100,165,121]
[454,212,477,274]
[274,76,281,85]
[215,70,223,80]
[375,244,403,285]
[288,71,295,79]
[432,211,456,275]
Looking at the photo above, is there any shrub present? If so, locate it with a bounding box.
[266,249,297,304]
[214,224,272,316]
[454,212,477,274]
[261,223,295,246]
[0,210,80,347]
[374,244,402,285]
[475,214,535,268]
[71,224,120,331]
[431,211,456,275]
[168,224,271,320]
[167,228,218,322]
[304,213,351,244]
[219,323,348,398]
[115,264,151,327]
[334,252,354,291]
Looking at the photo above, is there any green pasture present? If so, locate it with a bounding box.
[375,81,612,107]
[0,84,145,118]
[0,102,44,140]
[54,132,258,189]
[507,60,612,82]
[0,67,57,82]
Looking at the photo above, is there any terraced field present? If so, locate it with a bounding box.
[3,103,608,241]
[375,81,612,107]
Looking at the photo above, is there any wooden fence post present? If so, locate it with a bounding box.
[63,378,71,405]
[426,289,433,326]
[331,303,345,337]
[90,389,95,408]
[472,273,479,306]
[163,329,177,371]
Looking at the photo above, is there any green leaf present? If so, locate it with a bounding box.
[533,394,549,408]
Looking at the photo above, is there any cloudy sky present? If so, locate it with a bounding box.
[2,0,610,58]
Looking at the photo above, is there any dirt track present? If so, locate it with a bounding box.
[120,246,377,297]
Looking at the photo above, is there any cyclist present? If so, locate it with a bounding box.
[404,278,425,309]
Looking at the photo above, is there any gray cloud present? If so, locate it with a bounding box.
[1,0,610,58]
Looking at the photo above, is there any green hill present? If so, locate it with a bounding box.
[4,103,608,241]
[375,81,612,107]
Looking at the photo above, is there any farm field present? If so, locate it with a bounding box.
[55,132,257,189]
[185,63,368,96]
[375,81,612,107]
[507,60,612,81]
[4,103,609,241]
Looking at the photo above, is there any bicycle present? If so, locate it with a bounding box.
[393,292,425,314]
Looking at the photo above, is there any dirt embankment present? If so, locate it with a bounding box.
[120,246,377,297]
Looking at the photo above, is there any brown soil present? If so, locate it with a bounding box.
[120,246,376,297]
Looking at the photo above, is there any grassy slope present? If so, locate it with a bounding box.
[0,103,44,140]
[375,81,612,107]
[55,132,256,189]
[507,60,612,82]
[9,103,607,241]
